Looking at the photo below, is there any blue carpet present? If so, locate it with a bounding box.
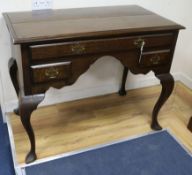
[0,108,15,175]
[26,130,192,175]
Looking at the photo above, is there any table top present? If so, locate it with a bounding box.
[3,5,184,44]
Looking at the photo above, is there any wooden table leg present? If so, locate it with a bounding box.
[187,117,192,132]
[119,66,129,96]
[19,95,45,163]
[9,58,45,163]
[151,73,174,130]
[8,58,19,115]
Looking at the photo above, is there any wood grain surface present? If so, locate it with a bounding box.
[3,5,184,44]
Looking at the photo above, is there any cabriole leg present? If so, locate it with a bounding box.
[151,73,174,130]
[19,95,45,163]
[8,58,19,115]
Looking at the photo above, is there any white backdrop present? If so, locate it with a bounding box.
[0,0,191,113]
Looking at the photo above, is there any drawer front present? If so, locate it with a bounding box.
[30,33,174,60]
[139,50,171,67]
[31,61,71,83]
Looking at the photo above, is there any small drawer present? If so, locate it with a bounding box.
[30,33,174,60]
[31,61,71,83]
[139,50,171,67]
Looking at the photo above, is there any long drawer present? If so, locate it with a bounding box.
[29,33,174,60]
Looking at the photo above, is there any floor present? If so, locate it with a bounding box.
[8,82,192,165]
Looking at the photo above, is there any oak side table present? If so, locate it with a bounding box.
[3,5,184,163]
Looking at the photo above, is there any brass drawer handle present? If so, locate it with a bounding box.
[150,55,161,65]
[45,67,59,79]
[134,38,146,48]
[71,44,85,54]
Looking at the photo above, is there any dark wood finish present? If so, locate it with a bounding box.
[119,67,129,96]
[151,73,174,130]
[19,95,45,163]
[8,58,19,115]
[8,58,19,96]
[31,61,72,83]
[30,34,173,60]
[3,6,184,44]
[3,5,184,163]
[140,49,171,67]
[187,117,192,132]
